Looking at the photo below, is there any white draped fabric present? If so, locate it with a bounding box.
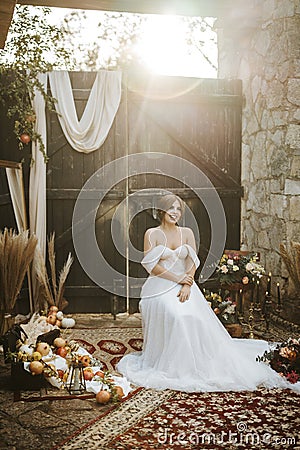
[5,167,27,232]
[29,72,48,308]
[5,70,121,310]
[48,70,122,153]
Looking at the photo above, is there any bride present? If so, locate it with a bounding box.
[117,194,300,393]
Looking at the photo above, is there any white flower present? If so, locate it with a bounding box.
[220,265,228,273]
[246,262,254,271]
[227,259,234,266]
[232,265,239,271]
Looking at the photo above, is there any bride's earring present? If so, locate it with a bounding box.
[152,208,157,220]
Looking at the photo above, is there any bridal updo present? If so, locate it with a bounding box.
[156,194,184,223]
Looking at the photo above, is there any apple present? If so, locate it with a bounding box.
[94,370,105,379]
[56,346,68,358]
[83,369,94,381]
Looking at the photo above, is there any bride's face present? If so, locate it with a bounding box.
[163,199,182,225]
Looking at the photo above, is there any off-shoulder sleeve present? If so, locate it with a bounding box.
[141,245,165,274]
[185,244,200,269]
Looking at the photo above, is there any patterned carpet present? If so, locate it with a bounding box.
[54,327,300,450]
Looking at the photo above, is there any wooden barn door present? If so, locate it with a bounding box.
[46,72,243,314]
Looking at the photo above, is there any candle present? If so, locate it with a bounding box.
[239,288,243,314]
[267,272,272,294]
[256,280,260,304]
[277,282,281,306]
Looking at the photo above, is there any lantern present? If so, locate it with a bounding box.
[66,361,86,395]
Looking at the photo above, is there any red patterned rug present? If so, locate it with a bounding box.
[53,328,300,450]
[68,327,143,373]
[57,387,299,450]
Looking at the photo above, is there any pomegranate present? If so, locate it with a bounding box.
[20,133,31,144]
[96,390,111,404]
[29,361,44,375]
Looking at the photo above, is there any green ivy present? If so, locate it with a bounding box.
[0,5,73,162]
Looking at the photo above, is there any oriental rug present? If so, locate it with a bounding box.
[56,387,300,450]
[53,328,300,450]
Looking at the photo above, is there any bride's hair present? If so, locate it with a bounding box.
[156,194,184,222]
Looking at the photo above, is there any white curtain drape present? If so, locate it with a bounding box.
[6,167,27,232]
[29,73,48,308]
[48,70,122,153]
[14,70,121,310]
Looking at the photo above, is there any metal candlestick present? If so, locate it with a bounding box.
[248,301,255,339]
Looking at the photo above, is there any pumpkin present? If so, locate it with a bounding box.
[49,305,59,314]
[61,317,75,328]
[56,311,64,320]
[96,390,111,404]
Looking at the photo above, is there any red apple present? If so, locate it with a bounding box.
[57,369,65,379]
[56,346,68,358]
[94,370,105,379]
[83,370,94,381]
[20,133,31,144]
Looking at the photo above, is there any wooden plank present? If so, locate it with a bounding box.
[0,159,22,170]
[18,0,223,17]
[0,0,16,49]
[134,101,241,189]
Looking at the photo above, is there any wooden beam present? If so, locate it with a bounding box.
[0,0,16,49]
[17,0,223,17]
[0,159,22,170]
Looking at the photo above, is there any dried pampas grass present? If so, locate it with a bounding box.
[279,241,300,293]
[34,232,73,311]
[0,228,37,334]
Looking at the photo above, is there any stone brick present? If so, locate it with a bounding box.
[289,196,300,220]
[270,194,288,218]
[290,155,300,177]
[287,78,300,106]
[286,124,300,149]
[266,80,284,109]
[284,179,300,195]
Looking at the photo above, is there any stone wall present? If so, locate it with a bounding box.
[217,0,300,322]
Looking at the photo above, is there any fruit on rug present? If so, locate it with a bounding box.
[96,390,111,404]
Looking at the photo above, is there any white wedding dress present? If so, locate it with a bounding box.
[117,244,300,393]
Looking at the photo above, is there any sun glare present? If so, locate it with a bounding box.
[137,15,217,78]
[46,8,217,78]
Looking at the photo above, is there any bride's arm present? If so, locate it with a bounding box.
[184,228,197,279]
[143,229,193,285]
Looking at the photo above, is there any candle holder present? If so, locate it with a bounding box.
[66,361,86,395]
[247,301,255,339]
[262,293,273,339]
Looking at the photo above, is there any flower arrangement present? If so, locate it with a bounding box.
[256,338,300,384]
[204,291,237,324]
[216,252,265,286]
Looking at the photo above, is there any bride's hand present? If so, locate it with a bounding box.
[178,274,194,286]
[177,285,191,302]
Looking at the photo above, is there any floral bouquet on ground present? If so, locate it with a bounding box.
[256,338,300,384]
[204,291,237,325]
[216,252,265,286]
